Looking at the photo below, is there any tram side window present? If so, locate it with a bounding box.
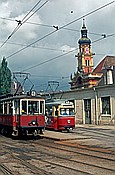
[28,101,39,114]
[14,100,20,115]
[9,101,13,115]
[55,107,58,116]
[40,101,44,114]
[4,102,7,114]
[46,106,52,116]
[0,103,3,114]
[22,100,27,114]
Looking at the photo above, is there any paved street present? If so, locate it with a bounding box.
[0,125,115,175]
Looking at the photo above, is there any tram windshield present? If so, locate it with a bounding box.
[0,97,45,115]
[28,101,39,114]
[21,99,45,115]
[60,108,74,116]
[46,104,74,117]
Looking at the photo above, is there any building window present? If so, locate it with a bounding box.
[85,60,90,66]
[101,96,111,115]
[84,99,91,124]
[82,47,84,52]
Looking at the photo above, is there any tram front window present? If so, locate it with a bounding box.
[28,101,39,114]
[60,108,74,116]
[69,109,74,115]
[60,109,68,115]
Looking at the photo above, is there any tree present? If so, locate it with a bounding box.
[0,57,12,95]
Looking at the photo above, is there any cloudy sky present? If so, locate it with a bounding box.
[0,0,115,92]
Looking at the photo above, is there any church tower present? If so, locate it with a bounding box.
[70,19,101,89]
[77,19,94,74]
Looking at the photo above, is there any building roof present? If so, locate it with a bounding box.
[93,56,115,73]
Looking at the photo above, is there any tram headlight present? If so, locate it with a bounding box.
[32,121,36,125]
[67,120,70,124]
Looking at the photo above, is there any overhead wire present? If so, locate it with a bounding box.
[31,74,69,79]
[92,33,115,43]
[21,32,114,72]
[0,30,114,53]
[22,48,77,72]
[0,0,41,47]
[0,15,113,39]
[5,0,115,60]
[22,36,114,91]
[0,40,65,52]
[19,0,42,23]
[0,16,106,36]
[0,0,49,48]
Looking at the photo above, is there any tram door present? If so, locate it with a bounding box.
[84,99,91,124]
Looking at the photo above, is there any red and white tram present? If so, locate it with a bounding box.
[0,94,45,137]
[45,99,75,132]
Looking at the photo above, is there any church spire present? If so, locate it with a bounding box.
[78,19,91,44]
[83,18,85,28]
[77,19,93,74]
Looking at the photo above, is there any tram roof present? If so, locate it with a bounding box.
[46,99,73,106]
[0,94,44,102]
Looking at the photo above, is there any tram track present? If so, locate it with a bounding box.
[2,145,114,175]
[1,135,115,164]
[13,141,115,175]
[74,127,115,138]
[0,144,91,175]
[0,131,115,175]
[25,137,115,175]
[29,138,115,161]
[9,138,114,174]
[0,149,52,175]
[0,164,13,175]
[0,138,51,175]
[32,155,115,175]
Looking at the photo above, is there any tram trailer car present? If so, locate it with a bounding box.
[0,94,45,137]
[45,100,75,132]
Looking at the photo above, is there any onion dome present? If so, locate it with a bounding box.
[78,19,91,45]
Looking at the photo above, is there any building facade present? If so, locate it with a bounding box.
[44,20,115,125]
[50,84,115,125]
[70,20,112,89]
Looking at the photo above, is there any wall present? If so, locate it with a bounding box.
[51,84,115,125]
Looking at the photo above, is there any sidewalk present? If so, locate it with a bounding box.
[75,124,115,130]
[41,124,115,141]
[41,130,91,141]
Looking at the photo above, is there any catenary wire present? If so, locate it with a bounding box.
[0,0,42,48]
[0,16,103,36]
[0,40,108,57]
[0,40,65,52]
[22,48,77,72]
[5,1,115,60]
[18,33,114,72]
[0,0,49,48]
